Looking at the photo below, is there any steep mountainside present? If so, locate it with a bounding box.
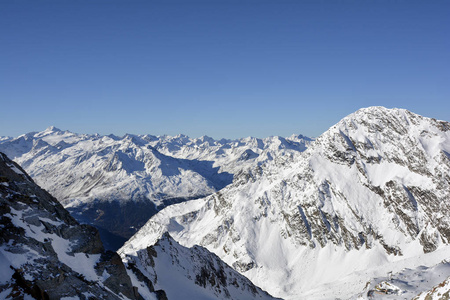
[0,128,311,248]
[0,152,139,299]
[120,107,450,299]
[123,233,279,300]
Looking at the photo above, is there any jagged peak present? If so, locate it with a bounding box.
[44,125,62,132]
[0,152,33,182]
[198,135,214,141]
[218,137,233,144]
[287,133,315,141]
[175,133,189,138]
[343,106,447,127]
[241,136,259,141]
[315,106,437,142]
[106,133,120,140]
[140,134,158,142]
[32,126,67,139]
[122,133,146,145]
[346,106,410,120]
[355,105,395,112]
[156,133,191,142]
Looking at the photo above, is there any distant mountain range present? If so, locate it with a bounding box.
[1,106,450,299]
[0,127,312,249]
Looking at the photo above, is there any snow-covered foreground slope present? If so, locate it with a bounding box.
[120,107,450,299]
[124,232,279,300]
[0,128,311,248]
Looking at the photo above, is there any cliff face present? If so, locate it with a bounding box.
[0,152,139,299]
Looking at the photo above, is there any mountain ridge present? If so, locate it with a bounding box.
[0,129,312,249]
[119,106,450,299]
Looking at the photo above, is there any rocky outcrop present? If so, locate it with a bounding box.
[0,152,140,299]
[122,233,279,300]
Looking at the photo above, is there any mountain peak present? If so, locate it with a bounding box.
[348,106,409,120]
[44,125,62,132]
[355,105,406,113]
[120,107,450,299]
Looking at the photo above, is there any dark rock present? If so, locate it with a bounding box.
[0,152,141,299]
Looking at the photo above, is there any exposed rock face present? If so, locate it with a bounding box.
[122,233,279,300]
[0,129,311,248]
[120,107,450,299]
[0,152,139,299]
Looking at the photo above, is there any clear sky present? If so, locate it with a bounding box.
[1,1,449,139]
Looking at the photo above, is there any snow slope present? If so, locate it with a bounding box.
[120,107,450,299]
[123,232,279,300]
[351,258,450,299]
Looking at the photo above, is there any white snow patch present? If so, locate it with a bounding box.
[124,267,157,300]
[7,163,25,176]
[0,288,13,299]
[50,235,101,282]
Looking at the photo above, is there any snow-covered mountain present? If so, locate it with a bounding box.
[124,232,279,300]
[0,128,312,249]
[119,107,450,299]
[0,152,278,300]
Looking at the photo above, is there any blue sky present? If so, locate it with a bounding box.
[1,1,449,139]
